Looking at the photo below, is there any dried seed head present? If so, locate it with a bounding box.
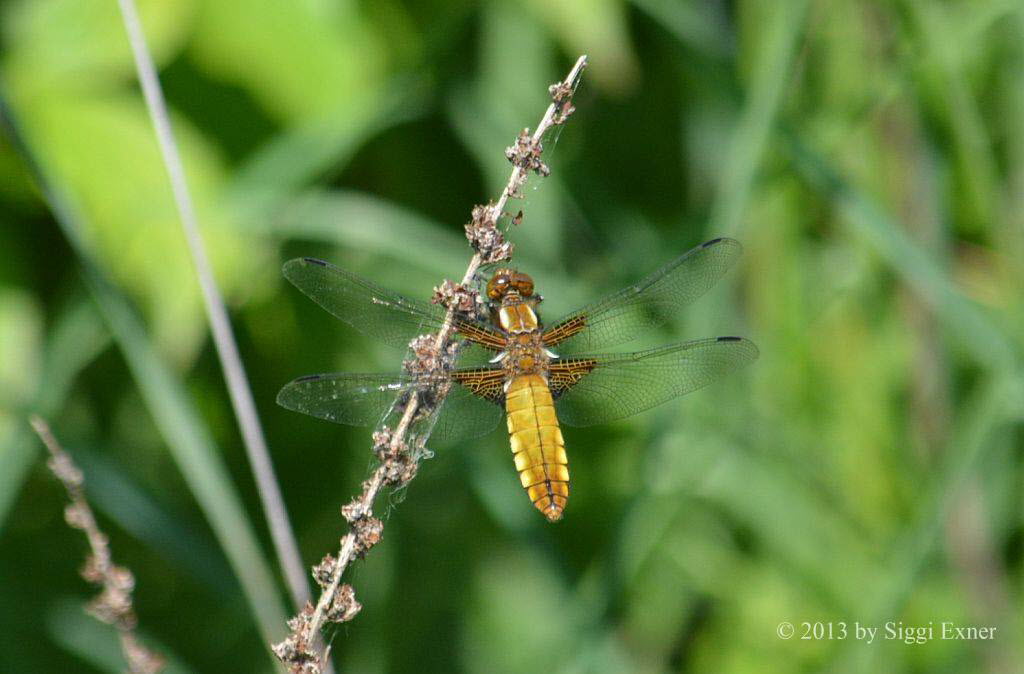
[285,603,311,633]
[274,603,324,673]
[380,452,418,487]
[470,203,496,229]
[371,427,393,452]
[465,203,514,263]
[47,453,84,489]
[403,334,441,377]
[272,632,320,673]
[80,553,105,583]
[352,517,384,557]
[505,129,549,179]
[341,498,372,523]
[108,565,135,592]
[87,586,135,627]
[312,554,337,588]
[549,79,574,103]
[372,422,407,465]
[35,409,163,671]
[64,502,90,530]
[431,279,479,315]
[120,635,165,674]
[552,100,576,125]
[325,583,362,624]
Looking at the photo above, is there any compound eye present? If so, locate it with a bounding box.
[487,275,510,299]
[511,273,533,296]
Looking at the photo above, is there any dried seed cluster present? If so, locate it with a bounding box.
[273,601,331,674]
[465,203,514,263]
[431,279,480,315]
[274,494,382,673]
[548,79,577,125]
[32,417,165,674]
[351,517,384,557]
[273,584,362,673]
[372,425,419,487]
[312,554,337,587]
[403,334,443,378]
[83,559,136,628]
[505,129,550,181]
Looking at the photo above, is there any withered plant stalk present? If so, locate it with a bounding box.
[30,416,164,674]
[272,55,588,673]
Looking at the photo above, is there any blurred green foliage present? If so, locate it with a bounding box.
[2,0,1023,672]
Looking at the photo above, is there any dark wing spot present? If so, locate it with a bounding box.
[295,374,325,382]
[716,336,742,342]
[702,237,724,247]
[302,257,328,266]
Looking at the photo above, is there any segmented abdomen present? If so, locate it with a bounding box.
[505,374,569,521]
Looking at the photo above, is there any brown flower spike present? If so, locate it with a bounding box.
[31,417,165,674]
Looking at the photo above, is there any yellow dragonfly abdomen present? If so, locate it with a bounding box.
[505,374,569,521]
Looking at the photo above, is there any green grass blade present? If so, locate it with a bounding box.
[835,375,1016,672]
[0,300,109,531]
[0,95,288,651]
[709,0,810,236]
[268,189,469,275]
[786,132,1018,369]
[76,240,289,649]
[225,77,428,221]
[73,446,236,593]
[629,0,734,57]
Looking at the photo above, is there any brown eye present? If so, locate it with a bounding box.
[487,274,512,299]
[513,274,534,296]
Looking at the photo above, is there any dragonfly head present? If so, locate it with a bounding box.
[487,269,535,300]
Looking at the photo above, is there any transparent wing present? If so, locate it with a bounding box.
[277,372,411,426]
[277,371,503,444]
[429,377,504,443]
[551,336,758,427]
[284,257,507,351]
[542,238,743,353]
[284,257,449,347]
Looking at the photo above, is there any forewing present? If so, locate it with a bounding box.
[551,337,758,427]
[284,257,507,351]
[283,258,446,347]
[543,238,743,353]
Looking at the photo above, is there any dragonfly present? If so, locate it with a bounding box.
[278,237,758,522]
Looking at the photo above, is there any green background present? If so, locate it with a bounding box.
[2,0,1023,672]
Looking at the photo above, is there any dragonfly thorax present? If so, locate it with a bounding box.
[503,332,551,376]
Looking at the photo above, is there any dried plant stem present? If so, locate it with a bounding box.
[273,55,587,672]
[30,416,165,674]
[115,0,310,610]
